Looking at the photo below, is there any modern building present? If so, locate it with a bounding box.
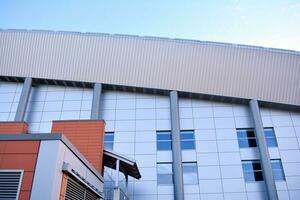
[0,30,300,200]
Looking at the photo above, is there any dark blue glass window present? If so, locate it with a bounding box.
[264,128,278,147]
[237,128,278,148]
[157,131,172,150]
[271,159,285,181]
[237,129,257,148]
[180,130,195,150]
[104,132,114,150]
[157,163,173,185]
[242,160,264,182]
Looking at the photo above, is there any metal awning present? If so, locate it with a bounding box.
[103,149,141,179]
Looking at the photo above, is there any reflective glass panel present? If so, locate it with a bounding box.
[271,159,285,181]
[157,163,173,185]
[157,131,172,150]
[242,160,264,182]
[180,130,195,150]
[182,162,198,184]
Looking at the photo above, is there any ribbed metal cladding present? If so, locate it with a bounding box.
[0,171,22,199]
[0,30,300,106]
[65,177,98,200]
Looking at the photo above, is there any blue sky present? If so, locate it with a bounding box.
[1,0,300,51]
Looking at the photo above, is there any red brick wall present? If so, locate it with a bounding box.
[0,122,28,134]
[0,140,40,200]
[51,120,105,173]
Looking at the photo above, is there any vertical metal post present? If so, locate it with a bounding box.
[115,159,120,188]
[249,100,278,200]
[170,91,184,200]
[113,159,120,200]
[15,77,32,121]
[125,175,128,197]
[91,83,102,120]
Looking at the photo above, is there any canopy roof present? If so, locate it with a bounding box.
[103,149,141,179]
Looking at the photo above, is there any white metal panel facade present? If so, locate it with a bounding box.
[0,30,300,106]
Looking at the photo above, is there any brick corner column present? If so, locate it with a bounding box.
[51,120,105,173]
[0,121,29,134]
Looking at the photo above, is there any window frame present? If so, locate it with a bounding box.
[180,130,196,150]
[237,127,278,148]
[182,162,198,185]
[237,128,257,148]
[156,131,172,151]
[242,160,264,182]
[104,132,114,150]
[264,128,278,147]
[271,159,285,181]
[157,162,173,185]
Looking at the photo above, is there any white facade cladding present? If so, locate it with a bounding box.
[100,90,300,200]
[0,80,300,199]
[101,90,172,200]
[2,30,300,200]
[0,82,23,121]
[24,84,93,133]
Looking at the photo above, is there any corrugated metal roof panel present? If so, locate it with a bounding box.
[0,30,299,106]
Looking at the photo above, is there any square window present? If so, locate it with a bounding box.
[180,130,195,150]
[182,162,198,185]
[157,163,173,185]
[242,160,264,182]
[237,129,257,148]
[157,131,172,151]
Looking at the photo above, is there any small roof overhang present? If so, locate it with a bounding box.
[103,149,141,179]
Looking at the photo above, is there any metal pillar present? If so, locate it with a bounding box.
[91,83,102,120]
[170,91,184,200]
[115,159,120,188]
[249,100,278,200]
[125,175,128,196]
[15,77,32,121]
[113,159,120,200]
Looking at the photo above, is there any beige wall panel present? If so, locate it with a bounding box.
[0,31,299,106]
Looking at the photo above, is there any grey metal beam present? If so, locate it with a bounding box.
[249,100,278,200]
[91,83,102,120]
[14,77,32,121]
[170,91,184,200]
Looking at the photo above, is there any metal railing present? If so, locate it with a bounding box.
[103,170,128,200]
[104,186,128,200]
[119,188,128,200]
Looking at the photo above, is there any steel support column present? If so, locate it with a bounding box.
[170,91,184,200]
[91,83,102,120]
[113,160,120,200]
[249,100,278,200]
[15,77,32,121]
[115,159,120,188]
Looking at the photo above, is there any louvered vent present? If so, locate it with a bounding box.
[65,177,99,200]
[0,171,22,199]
